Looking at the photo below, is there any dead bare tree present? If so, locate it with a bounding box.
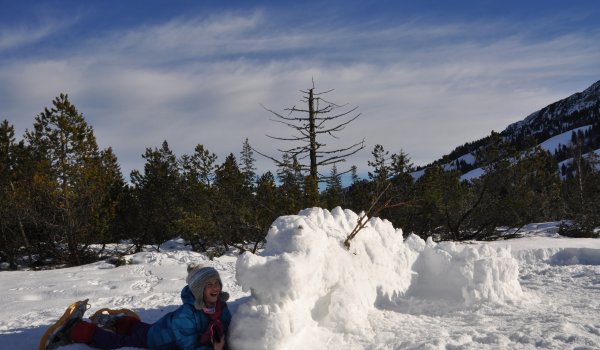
[255,81,365,204]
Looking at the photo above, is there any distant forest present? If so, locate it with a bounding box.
[1,94,599,269]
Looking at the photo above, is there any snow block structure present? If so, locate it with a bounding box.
[405,236,522,305]
[230,207,523,350]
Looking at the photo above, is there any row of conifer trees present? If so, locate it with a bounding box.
[1,94,599,269]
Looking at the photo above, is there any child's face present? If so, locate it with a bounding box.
[203,277,221,306]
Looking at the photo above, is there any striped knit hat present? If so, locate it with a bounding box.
[186,264,229,310]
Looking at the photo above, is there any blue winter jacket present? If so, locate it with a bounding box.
[146,286,232,350]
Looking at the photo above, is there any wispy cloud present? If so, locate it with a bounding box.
[0,16,78,52]
[0,24,53,51]
[1,10,599,179]
[107,12,265,58]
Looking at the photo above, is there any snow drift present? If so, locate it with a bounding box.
[230,207,523,350]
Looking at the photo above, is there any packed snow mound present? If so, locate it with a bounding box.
[405,236,522,305]
[230,207,523,350]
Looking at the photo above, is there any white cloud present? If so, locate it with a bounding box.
[106,12,265,57]
[0,4,83,52]
[1,11,599,180]
[0,22,65,51]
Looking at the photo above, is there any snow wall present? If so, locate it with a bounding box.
[229,207,523,350]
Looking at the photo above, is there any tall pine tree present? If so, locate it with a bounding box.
[24,94,120,265]
[130,141,181,251]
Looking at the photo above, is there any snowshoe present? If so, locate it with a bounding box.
[89,307,140,332]
[39,299,90,350]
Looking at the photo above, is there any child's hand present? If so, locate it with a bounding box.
[213,334,225,350]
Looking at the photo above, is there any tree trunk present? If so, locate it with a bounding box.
[307,89,319,204]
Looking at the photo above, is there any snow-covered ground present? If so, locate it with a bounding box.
[538,125,592,154]
[1,208,599,349]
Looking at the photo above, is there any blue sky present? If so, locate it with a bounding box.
[1,0,599,180]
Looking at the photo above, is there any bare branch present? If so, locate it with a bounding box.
[269,119,304,130]
[312,89,335,95]
[263,104,306,122]
[299,88,334,96]
[317,166,353,182]
[317,139,366,155]
[313,107,359,121]
[251,147,286,167]
[344,183,392,249]
[319,97,345,108]
[267,134,307,142]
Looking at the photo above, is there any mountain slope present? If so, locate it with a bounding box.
[419,79,600,176]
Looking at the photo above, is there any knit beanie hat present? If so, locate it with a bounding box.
[186,264,229,310]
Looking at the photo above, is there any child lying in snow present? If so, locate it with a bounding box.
[64,264,231,350]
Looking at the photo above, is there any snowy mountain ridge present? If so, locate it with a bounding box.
[506,80,600,136]
[417,79,600,177]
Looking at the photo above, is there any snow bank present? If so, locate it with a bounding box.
[486,234,600,266]
[230,207,523,350]
[550,248,600,266]
[405,236,522,305]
